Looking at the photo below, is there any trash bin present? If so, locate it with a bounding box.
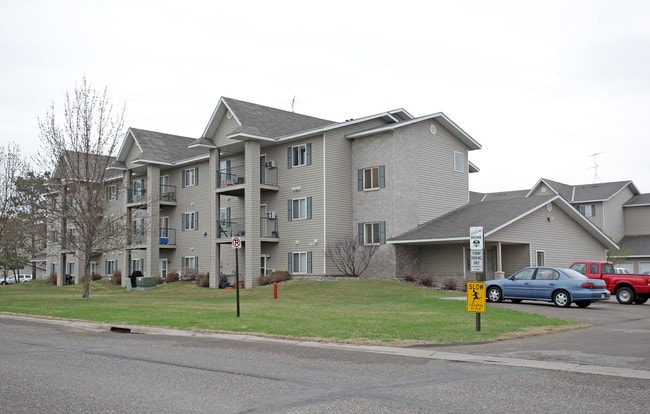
[130,270,143,288]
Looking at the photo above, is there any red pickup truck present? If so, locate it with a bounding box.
[569,261,650,305]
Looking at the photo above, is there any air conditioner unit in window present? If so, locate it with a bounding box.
[266,160,276,168]
[267,211,276,219]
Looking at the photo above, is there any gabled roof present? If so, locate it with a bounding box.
[624,193,650,207]
[389,194,618,250]
[529,178,639,203]
[112,128,208,169]
[196,97,336,146]
[193,97,419,148]
[616,235,650,258]
[345,112,482,151]
[53,150,120,181]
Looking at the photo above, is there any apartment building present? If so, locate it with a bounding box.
[46,97,484,286]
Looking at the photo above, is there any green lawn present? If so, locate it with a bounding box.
[0,279,578,345]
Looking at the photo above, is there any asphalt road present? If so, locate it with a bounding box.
[1,299,648,413]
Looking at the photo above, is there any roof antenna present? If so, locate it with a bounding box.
[291,96,296,112]
[588,152,603,183]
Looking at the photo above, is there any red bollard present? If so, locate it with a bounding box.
[273,282,278,299]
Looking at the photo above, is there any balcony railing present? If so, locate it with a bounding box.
[159,228,176,245]
[216,164,278,188]
[127,186,146,203]
[218,218,246,238]
[217,217,279,238]
[129,231,146,245]
[160,185,176,202]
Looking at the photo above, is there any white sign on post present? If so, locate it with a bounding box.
[470,249,484,273]
[469,226,484,250]
[469,226,484,272]
[231,236,242,249]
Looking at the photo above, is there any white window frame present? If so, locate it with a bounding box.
[67,261,76,277]
[364,222,381,245]
[454,151,464,173]
[292,197,308,220]
[107,184,118,200]
[292,252,308,274]
[105,260,117,275]
[182,256,197,271]
[183,167,197,187]
[160,259,168,279]
[90,262,97,275]
[131,258,144,274]
[578,204,596,217]
[292,144,307,167]
[363,167,380,190]
[183,211,198,231]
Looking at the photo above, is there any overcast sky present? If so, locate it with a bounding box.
[1,0,649,193]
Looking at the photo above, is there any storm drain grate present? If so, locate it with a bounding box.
[110,326,132,334]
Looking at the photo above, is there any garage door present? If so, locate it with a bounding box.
[638,262,650,274]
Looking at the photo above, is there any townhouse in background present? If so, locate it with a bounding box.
[44,97,648,286]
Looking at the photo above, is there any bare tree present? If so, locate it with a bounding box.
[326,235,379,277]
[0,143,26,282]
[38,77,126,299]
[14,171,49,279]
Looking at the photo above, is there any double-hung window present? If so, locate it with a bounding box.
[454,151,464,173]
[182,256,198,271]
[182,167,199,187]
[288,251,312,274]
[107,185,118,200]
[105,260,117,275]
[287,143,311,168]
[182,211,199,231]
[288,197,312,220]
[358,221,386,245]
[358,165,385,191]
[578,204,596,217]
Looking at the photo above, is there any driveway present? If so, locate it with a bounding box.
[427,298,650,374]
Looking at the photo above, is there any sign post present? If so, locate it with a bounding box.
[469,227,484,331]
[232,236,242,317]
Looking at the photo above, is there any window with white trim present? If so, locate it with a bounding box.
[182,211,199,231]
[90,262,97,275]
[160,259,168,279]
[131,258,144,273]
[454,151,464,173]
[289,251,311,274]
[578,204,596,217]
[182,167,199,187]
[287,143,311,168]
[289,197,312,220]
[358,165,386,191]
[182,256,198,271]
[358,221,386,245]
[107,185,118,200]
[67,261,76,277]
[105,260,117,275]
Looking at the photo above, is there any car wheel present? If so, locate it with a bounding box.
[553,290,571,307]
[615,286,635,304]
[486,286,502,303]
[633,297,648,305]
[0,281,6,285]
[575,300,592,308]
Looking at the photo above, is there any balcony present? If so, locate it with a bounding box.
[159,228,176,248]
[160,184,177,205]
[216,164,278,195]
[129,230,146,246]
[217,217,279,242]
[127,186,146,205]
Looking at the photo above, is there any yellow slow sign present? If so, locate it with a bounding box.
[466,282,486,313]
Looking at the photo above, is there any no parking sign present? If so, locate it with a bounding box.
[231,236,241,249]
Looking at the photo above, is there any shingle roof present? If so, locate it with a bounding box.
[624,193,650,207]
[390,194,557,242]
[619,235,650,257]
[571,180,635,202]
[222,97,335,139]
[128,128,207,165]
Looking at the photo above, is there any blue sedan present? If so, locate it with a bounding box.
[486,266,611,308]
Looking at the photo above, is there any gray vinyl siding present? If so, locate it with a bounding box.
[173,159,211,274]
[211,115,241,147]
[624,205,650,235]
[601,186,635,240]
[276,136,325,275]
[490,203,607,267]
[413,121,470,222]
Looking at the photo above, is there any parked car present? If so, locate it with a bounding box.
[0,274,33,285]
[486,266,610,308]
[569,261,650,304]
